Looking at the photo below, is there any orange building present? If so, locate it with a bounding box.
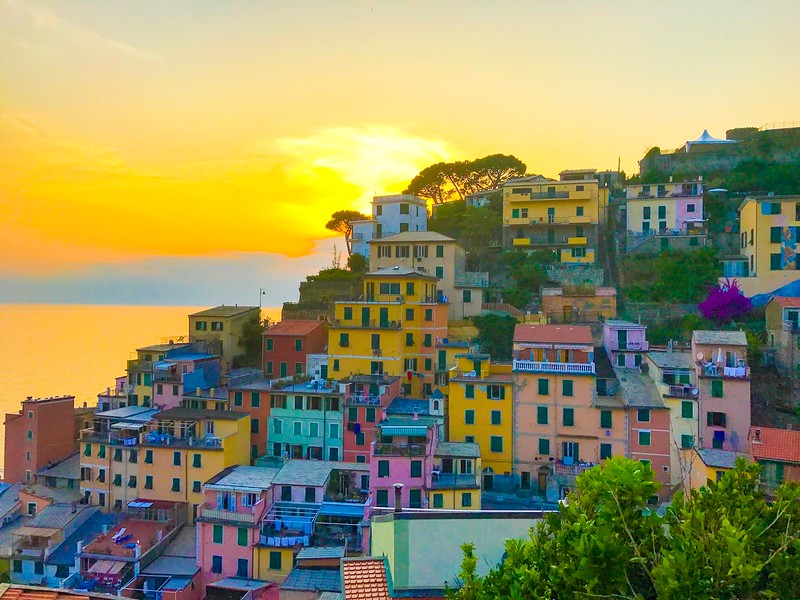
[3,396,76,485]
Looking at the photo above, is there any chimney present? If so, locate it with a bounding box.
[393,483,404,513]
[754,428,761,442]
[196,387,201,396]
[210,387,215,398]
[412,412,419,421]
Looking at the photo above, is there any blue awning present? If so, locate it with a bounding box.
[318,502,365,518]
[380,425,428,436]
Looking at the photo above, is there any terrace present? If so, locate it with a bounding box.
[513,360,595,374]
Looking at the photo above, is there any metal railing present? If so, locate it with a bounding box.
[513,360,596,374]
[554,460,596,476]
[666,385,697,398]
[200,507,256,524]
[618,340,649,351]
[373,443,426,456]
[346,395,381,406]
[783,320,800,332]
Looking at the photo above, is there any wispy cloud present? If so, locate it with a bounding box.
[1,0,158,62]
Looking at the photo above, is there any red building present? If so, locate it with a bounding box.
[341,375,401,464]
[3,395,76,484]
[228,380,272,462]
[262,320,326,379]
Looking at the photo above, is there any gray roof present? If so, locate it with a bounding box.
[646,351,694,370]
[37,453,80,480]
[25,504,91,530]
[156,407,245,421]
[96,406,160,421]
[141,556,199,577]
[23,484,83,505]
[210,578,273,591]
[163,526,196,558]
[370,231,456,244]
[190,305,259,318]
[614,369,665,409]
[205,466,281,491]
[386,397,430,415]
[296,546,346,560]
[280,567,342,592]
[0,484,21,518]
[696,448,749,469]
[435,442,480,458]
[272,461,368,487]
[318,593,344,600]
[604,320,646,328]
[366,266,437,279]
[692,330,747,346]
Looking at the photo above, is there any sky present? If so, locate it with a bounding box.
[1,0,799,307]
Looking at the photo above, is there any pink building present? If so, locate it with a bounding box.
[341,375,402,464]
[603,320,649,369]
[196,465,279,587]
[153,353,220,410]
[691,331,751,453]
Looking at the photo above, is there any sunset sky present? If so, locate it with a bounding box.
[2,0,799,306]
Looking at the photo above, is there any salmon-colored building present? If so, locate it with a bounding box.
[341,375,402,464]
[3,396,76,485]
[262,320,327,379]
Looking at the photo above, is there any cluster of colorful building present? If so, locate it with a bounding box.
[3,172,800,600]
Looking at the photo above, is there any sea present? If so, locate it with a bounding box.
[0,304,282,477]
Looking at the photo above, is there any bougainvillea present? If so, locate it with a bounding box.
[698,278,752,325]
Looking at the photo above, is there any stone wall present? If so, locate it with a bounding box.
[546,264,605,286]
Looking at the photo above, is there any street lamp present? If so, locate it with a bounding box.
[259,288,266,311]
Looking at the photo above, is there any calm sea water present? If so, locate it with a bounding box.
[0,304,281,476]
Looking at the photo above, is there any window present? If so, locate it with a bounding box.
[83,443,91,457]
[711,380,723,397]
[192,453,202,468]
[34,561,44,575]
[366,407,376,422]
[707,412,727,427]
[309,422,319,437]
[562,380,574,396]
[406,282,415,296]
[376,489,389,507]
[211,321,223,331]
[462,289,472,303]
[433,493,443,508]
[329,423,340,439]
[425,308,433,321]
[572,247,586,258]
[490,436,503,453]
[423,333,432,347]
[213,524,223,544]
[638,431,651,446]
[643,206,651,219]
[266,361,273,375]
[405,332,414,346]
[12,560,22,574]
[332,359,339,372]
[658,205,666,219]
[281,486,292,501]
[113,473,122,487]
[305,487,316,502]
[237,558,249,578]
[343,306,353,320]
[681,401,694,418]
[537,406,548,425]
[129,450,138,463]
[637,409,650,422]
[465,384,475,399]
[234,392,243,406]
[465,410,475,425]
[563,408,574,426]
[211,555,222,574]
[269,551,282,570]
[436,244,444,258]
[395,245,410,259]
[411,460,422,478]
[512,208,520,218]
[339,333,349,347]
[378,460,390,478]
[681,434,694,449]
[425,358,432,370]
[113,448,122,462]
[27,502,37,516]
[294,338,303,352]
[600,410,612,429]
[435,266,444,279]
[172,478,181,492]
[265,338,274,351]
[195,321,207,331]
[461,493,472,508]
[128,475,137,488]
[295,362,303,374]
[491,410,501,425]
[488,385,505,400]
[600,443,612,459]
[538,438,550,455]
[294,421,302,436]
[356,455,366,463]
[144,449,153,464]
[399,203,409,215]
[193,481,201,493]
[145,476,153,489]
[409,489,422,508]
[173,451,181,466]
[771,253,783,270]
[251,392,260,408]
[576,206,584,215]
[538,378,549,395]
[355,432,365,445]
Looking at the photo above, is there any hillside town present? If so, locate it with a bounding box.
[4,124,800,600]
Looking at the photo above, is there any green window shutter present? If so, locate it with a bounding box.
[193,454,201,468]
[410,460,422,478]
[491,410,501,425]
[145,476,153,489]
[563,408,574,427]
[562,380,573,396]
[378,461,389,477]
[771,253,782,270]
[173,451,181,466]
[266,338,274,351]
[538,438,550,455]
[461,493,472,507]
[251,392,260,408]
[436,245,444,258]
[366,408,376,422]
[681,401,693,418]
[171,478,180,492]
[711,380,723,397]
[681,434,694,449]
[193,481,201,493]
[145,450,153,464]
[424,334,432,347]
[465,384,475,399]
[98,445,106,459]
[84,444,91,457]
[113,474,122,487]
[424,358,432,371]
[771,226,782,243]
[465,410,475,425]
[406,333,414,346]
[435,266,444,278]
[639,431,651,446]
[213,525,223,544]
[433,493,443,508]
[343,307,352,320]
[269,551,282,570]
[238,527,248,547]
[600,443,612,459]
[425,308,433,321]
[376,489,389,507]
[538,378,549,395]
[490,436,503,453]
[637,409,650,422]
[348,407,357,422]
[600,410,612,429]
[536,406,548,425]
[234,392,243,406]
[512,208,519,218]
[355,432,365,446]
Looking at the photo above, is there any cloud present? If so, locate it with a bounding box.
[0,0,158,62]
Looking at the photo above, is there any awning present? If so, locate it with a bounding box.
[111,422,145,430]
[380,425,428,436]
[153,361,173,371]
[15,526,60,537]
[318,502,365,518]
[89,561,113,574]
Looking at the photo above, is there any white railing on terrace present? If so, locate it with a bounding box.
[200,508,256,524]
[513,360,595,374]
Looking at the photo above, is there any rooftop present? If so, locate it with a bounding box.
[0,584,119,600]
[365,266,438,280]
[749,426,800,464]
[189,305,259,318]
[26,504,91,531]
[513,324,593,345]
[23,484,83,506]
[604,319,646,328]
[19,396,75,405]
[271,460,368,488]
[264,320,325,337]
[435,442,480,458]
[204,466,281,491]
[139,526,198,578]
[769,296,800,309]
[386,398,430,416]
[342,558,390,600]
[692,330,747,347]
[296,546,345,560]
[47,511,120,566]
[95,406,160,422]
[83,518,172,559]
[646,350,694,370]
[280,568,341,592]
[0,484,21,518]
[207,578,273,592]
[275,381,340,395]
[136,343,191,353]
[155,407,245,422]
[36,453,80,480]
[696,448,750,469]
[613,368,665,409]
[370,231,456,244]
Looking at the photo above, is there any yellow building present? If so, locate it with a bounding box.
[447,354,513,477]
[503,169,609,264]
[687,448,750,492]
[429,441,482,510]
[80,406,250,521]
[189,305,260,373]
[328,267,449,397]
[722,195,800,297]
[368,231,489,321]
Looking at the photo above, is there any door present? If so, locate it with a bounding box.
[537,466,550,494]
[379,307,389,327]
[438,350,447,371]
[520,471,531,490]
[562,442,580,462]
[617,329,627,350]
[320,364,328,380]
[366,282,375,301]
[280,362,287,378]
[472,360,482,377]
[562,305,573,324]
[361,307,371,327]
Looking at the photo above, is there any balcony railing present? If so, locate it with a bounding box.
[618,340,649,351]
[373,443,426,456]
[334,319,402,329]
[554,460,596,476]
[454,272,490,288]
[430,473,479,489]
[699,363,750,379]
[200,507,256,524]
[513,360,595,374]
[346,395,381,406]
[666,384,698,398]
[153,372,181,383]
[141,432,224,448]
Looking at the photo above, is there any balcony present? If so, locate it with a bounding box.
[554,459,596,476]
[618,340,649,351]
[513,360,595,374]
[454,272,490,288]
[373,442,426,456]
[140,431,224,449]
[699,362,750,379]
[200,507,256,524]
[665,384,697,398]
[568,215,592,224]
[334,319,401,329]
[567,236,587,245]
[346,395,381,406]
[430,473,479,489]
[152,372,181,383]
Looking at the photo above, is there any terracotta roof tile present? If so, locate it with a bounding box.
[749,426,800,464]
[342,558,390,600]
[771,296,800,308]
[264,320,324,336]
[513,324,593,345]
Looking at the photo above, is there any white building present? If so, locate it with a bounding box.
[351,195,427,259]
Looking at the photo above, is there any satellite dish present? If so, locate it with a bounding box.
[696,352,704,361]
[692,388,698,396]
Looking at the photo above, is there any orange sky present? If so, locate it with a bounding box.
[1,0,799,304]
